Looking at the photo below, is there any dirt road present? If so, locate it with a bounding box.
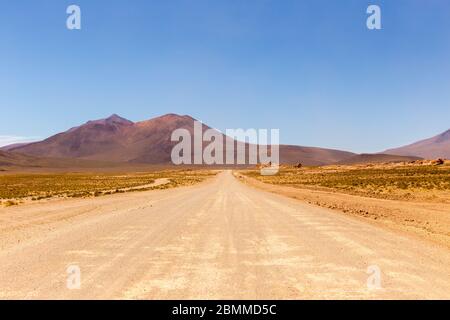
[0,171,449,299]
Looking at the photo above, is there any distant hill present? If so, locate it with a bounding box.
[277,145,354,166]
[0,150,124,169]
[336,153,422,165]
[0,150,40,167]
[0,143,30,151]
[384,129,450,159]
[9,114,355,166]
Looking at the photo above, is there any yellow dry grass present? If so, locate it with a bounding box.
[0,169,216,205]
[243,163,450,203]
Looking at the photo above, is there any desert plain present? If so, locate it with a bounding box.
[0,161,449,299]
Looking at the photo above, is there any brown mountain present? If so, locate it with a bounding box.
[0,150,119,169]
[0,143,30,151]
[336,153,422,165]
[9,114,355,166]
[0,150,40,167]
[384,129,450,159]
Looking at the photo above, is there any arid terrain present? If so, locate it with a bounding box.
[384,129,450,159]
[241,162,450,248]
[0,169,215,206]
[2,114,356,166]
[0,170,449,299]
[3,0,450,304]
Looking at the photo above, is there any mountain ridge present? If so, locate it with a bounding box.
[384,128,450,159]
[9,113,355,166]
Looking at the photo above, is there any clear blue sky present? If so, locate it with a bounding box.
[1,0,450,153]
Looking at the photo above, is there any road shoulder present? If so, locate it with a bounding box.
[234,171,450,250]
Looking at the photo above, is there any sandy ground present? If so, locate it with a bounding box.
[103,178,170,193]
[3,178,171,206]
[237,173,450,249]
[0,171,449,299]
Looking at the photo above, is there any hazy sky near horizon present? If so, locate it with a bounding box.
[1,0,450,153]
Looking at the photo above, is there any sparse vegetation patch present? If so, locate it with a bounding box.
[0,170,216,203]
[243,164,450,202]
